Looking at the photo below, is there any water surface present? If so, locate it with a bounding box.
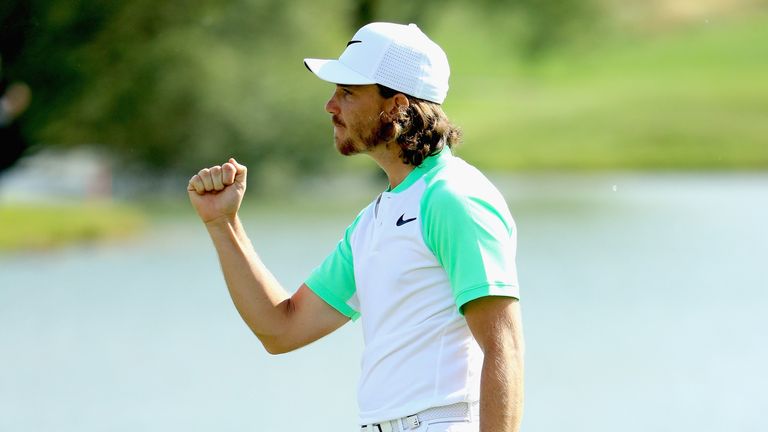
[1,173,766,431]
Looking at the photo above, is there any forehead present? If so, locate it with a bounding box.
[338,83,378,93]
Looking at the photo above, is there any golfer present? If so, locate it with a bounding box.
[188,22,524,432]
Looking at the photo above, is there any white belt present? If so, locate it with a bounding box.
[360,401,477,432]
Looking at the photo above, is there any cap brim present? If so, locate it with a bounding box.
[304,58,376,85]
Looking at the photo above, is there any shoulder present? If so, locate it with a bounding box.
[421,156,513,231]
[349,198,376,229]
[424,156,504,199]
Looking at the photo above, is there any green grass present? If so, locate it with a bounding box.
[0,203,146,251]
[434,9,768,170]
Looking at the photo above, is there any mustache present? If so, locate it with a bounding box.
[332,115,345,127]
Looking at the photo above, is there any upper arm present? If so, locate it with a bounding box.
[264,212,364,354]
[421,179,519,314]
[262,283,350,354]
[463,294,525,430]
[463,296,524,355]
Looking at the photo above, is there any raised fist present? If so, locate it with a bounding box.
[187,158,247,224]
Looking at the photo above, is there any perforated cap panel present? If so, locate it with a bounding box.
[374,42,426,98]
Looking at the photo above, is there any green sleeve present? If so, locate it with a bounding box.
[305,212,363,321]
[421,181,519,314]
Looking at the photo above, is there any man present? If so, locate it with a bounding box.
[188,22,524,432]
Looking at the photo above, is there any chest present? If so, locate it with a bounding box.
[350,183,452,319]
[352,185,431,266]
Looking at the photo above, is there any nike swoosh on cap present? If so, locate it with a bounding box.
[346,40,362,47]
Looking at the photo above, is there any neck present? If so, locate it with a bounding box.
[367,142,415,190]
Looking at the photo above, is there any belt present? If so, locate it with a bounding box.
[361,401,477,432]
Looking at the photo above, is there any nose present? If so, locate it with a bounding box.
[325,90,339,115]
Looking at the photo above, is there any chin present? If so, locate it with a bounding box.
[335,137,360,156]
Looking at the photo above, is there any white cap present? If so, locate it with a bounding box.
[304,22,450,104]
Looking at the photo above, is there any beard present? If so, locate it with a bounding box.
[334,114,389,156]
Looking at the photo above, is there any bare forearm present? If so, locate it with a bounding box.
[479,346,524,432]
[205,215,292,341]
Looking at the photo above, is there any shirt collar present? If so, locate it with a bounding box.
[388,145,452,194]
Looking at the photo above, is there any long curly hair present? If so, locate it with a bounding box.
[377,84,462,166]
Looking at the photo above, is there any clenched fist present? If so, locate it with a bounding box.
[187,158,247,224]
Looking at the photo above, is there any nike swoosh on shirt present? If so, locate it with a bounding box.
[396,214,417,226]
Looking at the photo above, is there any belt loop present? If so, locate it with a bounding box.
[405,414,420,429]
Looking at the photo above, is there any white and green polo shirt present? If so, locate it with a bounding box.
[305,146,519,424]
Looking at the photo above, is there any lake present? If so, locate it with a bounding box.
[1,172,766,431]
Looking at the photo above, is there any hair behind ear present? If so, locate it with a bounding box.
[376,84,462,166]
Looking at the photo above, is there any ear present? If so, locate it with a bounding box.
[384,93,410,116]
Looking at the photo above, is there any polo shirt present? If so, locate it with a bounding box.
[305,146,519,424]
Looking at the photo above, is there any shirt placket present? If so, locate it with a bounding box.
[372,192,393,252]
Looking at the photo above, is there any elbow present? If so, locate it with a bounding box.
[245,315,296,355]
[259,335,297,355]
[247,298,304,355]
[263,343,288,356]
[264,345,285,356]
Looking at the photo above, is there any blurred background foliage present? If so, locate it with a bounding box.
[1,0,767,189]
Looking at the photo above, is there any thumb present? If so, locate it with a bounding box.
[229,158,247,183]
